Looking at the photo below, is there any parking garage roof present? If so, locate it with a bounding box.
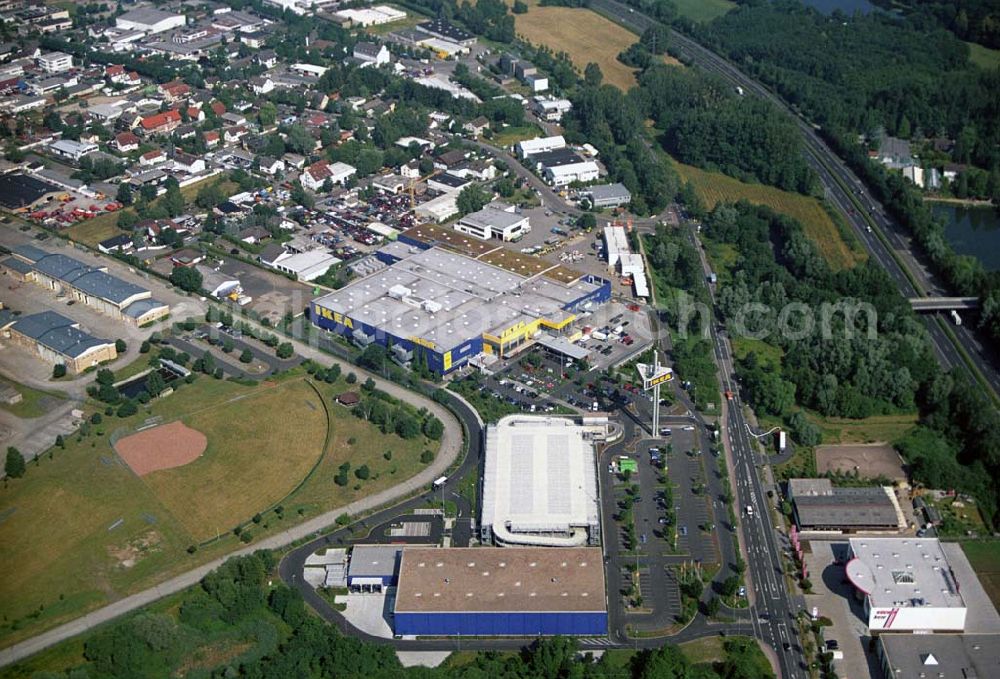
[394,547,606,613]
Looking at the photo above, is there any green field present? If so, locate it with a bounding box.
[673,159,867,270]
[0,365,438,646]
[806,412,917,445]
[673,0,735,23]
[961,541,1000,609]
[967,42,1000,70]
[0,381,68,419]
[731,337,784,371]
[491,124,544,147]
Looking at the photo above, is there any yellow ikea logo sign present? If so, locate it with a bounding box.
[444,351,452,370]
[317,306,353,329]
[410,336,437,350]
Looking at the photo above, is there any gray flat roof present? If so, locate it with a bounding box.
[535,333,589,361]
[30,253,147,304]
[123,298,167,318]
[1,257,33,275]
[11,311,110,358]
[458,206,525,231]
[118,7,182,24]
[314,246,594,352]
[394,547,606,613]
[348,545,404,580]
[880,633,1000,678]
[847,538,965,609]
[586,183,630,200]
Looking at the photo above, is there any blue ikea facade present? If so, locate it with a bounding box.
[394,611,608,637]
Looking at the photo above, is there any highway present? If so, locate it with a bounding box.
[590,0,1000,400]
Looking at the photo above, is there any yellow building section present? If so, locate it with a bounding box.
[482,313,577,358]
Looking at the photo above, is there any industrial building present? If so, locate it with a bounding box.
[115,7,186,34]
[481,415,608,547]
[846,537,967,632]
[346,545,406,592]
[417,19,476,46]
[788,478,905,533]
[36,51,72,73]
[584,183,632,209]
[4,245,169,326]
[515,135,566,159]
[529,148,601,187]
[310,226,610,374]
[453,204,531,241]
[1,310,117,373]
[877,633,1000,679]
[393,547,607,636]
[602,225,649,298]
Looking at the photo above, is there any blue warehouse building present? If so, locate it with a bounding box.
[393,547,607,637]
[311,224,610,375]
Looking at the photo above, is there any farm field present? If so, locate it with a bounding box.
[513,1,642,91]
[961,541,1000,609]
[672,159,867,270]
[0,380,67,419]
[0,364,439,647]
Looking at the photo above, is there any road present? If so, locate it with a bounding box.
[590,0,1000,401]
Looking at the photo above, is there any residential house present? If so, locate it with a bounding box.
[139,149,166,166]
[139,109,182,136]
[172,151,205,174]
[301,160,357,190]
[250,76,274,95]
[257,156,285,176]
[354,41,390,67]
[112,131,140,153]
[204,130,220,148]
[463,116,490,137]
[159,80,190,102]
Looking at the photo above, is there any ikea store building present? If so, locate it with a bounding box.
[310,224,610,374]
[393,547,607,636]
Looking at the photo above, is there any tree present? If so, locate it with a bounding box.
[276,342,294,359]
[116,182,134,206]
[577,212,597,229]
[239,349,253,363]
[169,266,202,293]
[146,371,166,397]
[346,372,357,384]
[162,179,184,218]
[354,464,370,480]
[584,62,603,88]
[115,339,127,353]
[56,434,65,448]
[116,400,138,417]
[52,364,67,378]
[422,416,444,440]
[139,340,151,354]
[5,447,25,478]
[512,0,527,13]
[457,184,489,216]
[420,449,434,463]
[720,575,740,598]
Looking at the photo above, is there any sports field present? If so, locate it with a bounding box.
[514,2,642,91]
[0,366,437,646]
[672,159,867,270]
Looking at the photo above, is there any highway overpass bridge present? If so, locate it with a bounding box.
[910,297,980,312]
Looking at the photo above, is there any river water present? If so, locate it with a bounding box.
[932,203,1000,272]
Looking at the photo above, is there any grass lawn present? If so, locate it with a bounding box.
[140,379,327,541]
[491,123,544,147]
[673,0,735,23]
[0,369,440,646]
[0,380,68,419]
[673,159,867,270]
[805,411,917,445]
[967,41,1000,70]
[961,541,1000,609]
[679,635,727,664]
[514,1,643,91]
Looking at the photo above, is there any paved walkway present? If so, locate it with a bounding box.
[0,317,465,669]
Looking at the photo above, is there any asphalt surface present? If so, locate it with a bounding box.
[590,0,1000,401]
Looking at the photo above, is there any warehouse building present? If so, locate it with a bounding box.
[1,310,117,373]
[453,204,530,241]
[481,415,607,547]
[584,183,632,209]
[347,545,406,592]
[417,19,476,46]
[528,148,600,187]
[311,229,610,374]
[5,246,169,326]
[846,537,967,632]
[515,135,566,159]
[788,478,905,533]
[116,7,186,34]
[877,633,1000,679]
[393,547,607,636]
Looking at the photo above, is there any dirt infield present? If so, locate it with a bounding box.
[815,443,906,481]
[115,421,207,476]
